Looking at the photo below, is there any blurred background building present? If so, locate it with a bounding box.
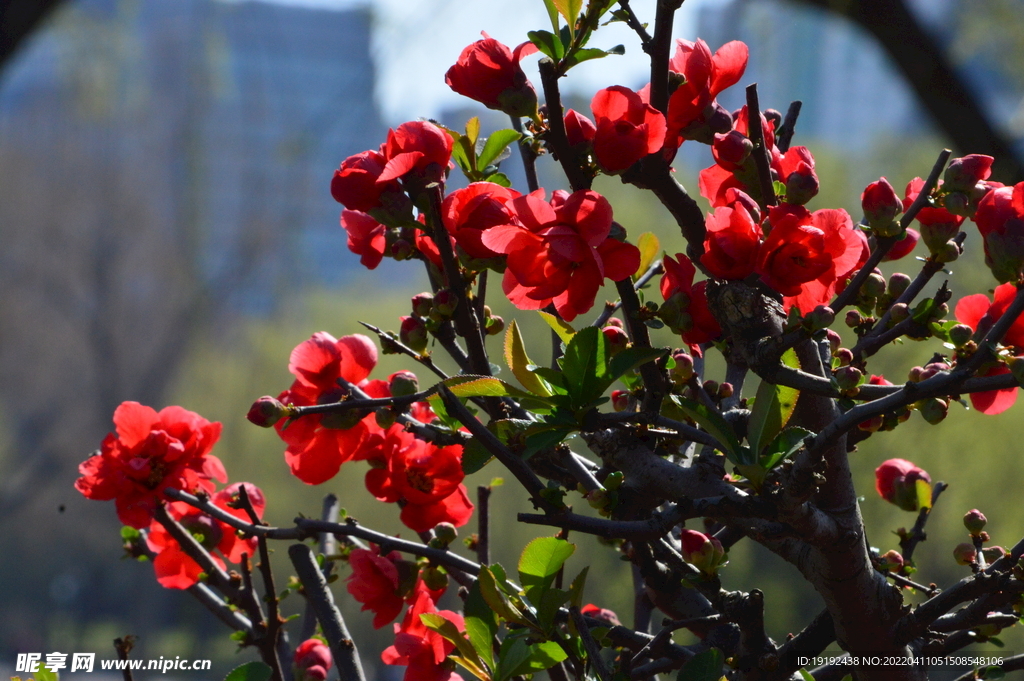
[1,0,1023,677]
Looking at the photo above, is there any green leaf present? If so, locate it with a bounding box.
[563,45,625,69]
[421,613,490,680]
[760,427,813,471]
[536,587,572,633]
[457,134,477,172]
[465,616,496,671]
[747,348,801,455]
[464,580,499,635]
[484,172,512,187]
[540,0,560,32]
[916,478,932,511]
[524,426,574,458]
[505,319,554,397]
[33,670,59,681]
[552,0,583,27]
[519,536,576,603]
[478,129,522,169]
[633,232,660,281]
[530,366,568,393]
[568,566,589,607]
[497,637,533,681]
[561,326,608,408]
[607,346,668,385]
[224,662,273,681]
[462,437,494,475]
[479,566,529,626]
[798,670,815,681]
[981,665,1006,679]
[528,30,564,60]
[465,117,481,146]
[668,395,742,462]
[538,310,576,343]
[677,648,724,681]
[509,641,568,677]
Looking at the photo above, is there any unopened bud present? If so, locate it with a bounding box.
[863,272,887,300]
[805,306,835,331]
[835,348,854,366]
[785,169,819,206]
[604,471,624,490]
[605,317,624,329]
[247,396,289,428]
[943,154,994,193]
[879,549,904,573]
[846,310,864,328]
[389,370,419,397]
[917,396,948,425]
[391,238,415,261]
[858,415,885,433]
[421,565,449,591]
[602,326,630,355]
[433,522,458,546]
[964,509,987,536]
[953,542,977,566]
[611,390,631,412]
[718,382,734,400]
[680,529,727,576]
[411,292,434,317]
[433,289,459,318]
[862,178,903,229]
[935,240,960,264]
[983,546,1007,563]
[485,315,505,335]
[826,329,842,355]
[586,489,610,510]
[659,292,693,333]
[834,366,863,393]
[400,316,429,353]
[943,192,970,217]
[669,352,695,383]
[889,302,910,323]
[375,407,397,428]
[888,273,911,298]
[714,130,753,166]
[703,380,719,397]
[948,324,974,347]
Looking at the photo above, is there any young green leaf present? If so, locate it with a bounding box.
[759,427,813,471]
[669,395,742,462]
[518,536,576,602]
[465,616,496,671]
[540,0,560,32]
[508,641,569,677]
[561,326,608,408]
[677,648,724,681]
[633,232,660,281]
[538,310,576,343]
[421,613,490,680]
[478,129,522,170]
[567,565,589,607]
[505,319,554,397]
[607,346,668,384]
[527,30,564,60]
[552,0,583,27]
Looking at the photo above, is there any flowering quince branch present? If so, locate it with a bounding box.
[78,6,1024,681]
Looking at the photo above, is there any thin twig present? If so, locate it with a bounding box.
[571,606,612,681]
[775,100,803,152]
[510,115,540,193]
[900,482,948,563]
[113,637,135,681]
[477,485,491,566]
[648,0,681,114]
[359,321,449,380]
[590,260,664,328]
[744,84,777,209]
[538,58,591,192]
[238,485,285,681]
[617,0,654,53]
[289,544,367,681]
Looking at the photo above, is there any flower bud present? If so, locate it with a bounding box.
[878,549,904,573]
[294,638,332,681]
[889,303,910,323]
[826,329,842,355]
[964,509,987,536]
[375,407,397,428]
[718,382,734,400]
[611,389,631,412]
[953,542,977,566]
[714,130,753,167]
[485,315,505,335]
[863,272,887,300]
[888,273,911,299]
[680,529,726,577]
[835,348,854,366]
[943,154,994,193]
[421,565,449,591]
[943,192,970,217]
[934,239,960,264]
[917,396,949,425]
[862,178,903,230]
[389,370,420,398]
[433,289,459,318]
[411,292,434,317]
[846,310,864,328]
[586,488,610,510]
[786,168,820,206]
[581,603,622,627]
[858,415,884,433]
[391,238,416,261]
[669,352,695,383]
[247,395,288,428]
[702,380,719,397]
[602,326,630,356]
[400,316,429,353]
[433,522,458,546]
[948,324,974,348]
[604,471,624,490]
[982,546,1007,563]
[605,317,624,329]
[833,366,863,393]
[659,292,693,333]
[875,458,931,512]
[920,221,960,254]
[805,306,835,331]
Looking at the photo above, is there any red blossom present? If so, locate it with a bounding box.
[76,402,227,529]
[294,638,333,681]
[442,182,521,261]
[590,85,667,173]
[875,459,931,512]
[364,425,474,533]
[581,604,621,626]
[382,589,466,681]
[972,182,1024,283]
[444,36,538,117]
[904,177,964,253]
[699,107,775,208]
[379,121,453,185]
[145,483,265,590]
[665,38,748,143]
[564,109,596,149]
[331,149,400,212]
[346,546,408,628]
[341,210,388,270]
[881,229,920,262]
[955,283,1024,414]
[861,177,903,229]
[274,333,382,485]
[481,189,640,321]
[659,254,721,353]
[700,204,762,280]
[944,154,994,193]
[775,146,819,205]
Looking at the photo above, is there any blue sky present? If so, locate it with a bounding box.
[226,0,720,123]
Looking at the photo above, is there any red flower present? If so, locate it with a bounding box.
[955,283,1024,415]
[274,333,382,485]
[365,425,474,533]
[590,86,667,173]
[880,228,919,262]
[904,177,964,253]
[481,189,640,321]
[972,182,1024,283]
[442,182,521,261]
[775,146,818,206]
[331,150,400,212]
[294,638,333,681]
[382,590,466,681]
[379,121,453,186]
[564,109,596,149]
[76,402,227,529]
[145,482,265,590]
[944,154,994,193]
[665,38,748,143]
[659,254,721,354]
[347,546,406,628]
[699,107,775,208]
[341,210,387,270]
[445,36,538,118]
[700,204,762,280]
[581,604,621,626]
[875,459,930,512]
